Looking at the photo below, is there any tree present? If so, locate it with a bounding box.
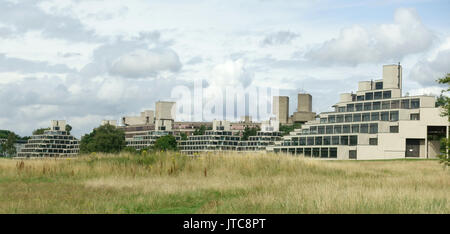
[65,124,72,134]
[1,132,17,157]
[279,123,302,136]
[242,126,259,141]
[80,124,126,154]
[153,135,178,151]
[33,128,50,135]
[193,125,207,135]
[436,73,449,168]
[180,132,188,140]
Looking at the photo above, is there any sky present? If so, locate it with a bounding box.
[0,0,449,138]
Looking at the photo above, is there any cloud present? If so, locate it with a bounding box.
[261,30,300,46]
[109,48,182,78]
[306,8,435,66]
[409,49,450,86]
[0,54,74,73]
[209,59,253,88]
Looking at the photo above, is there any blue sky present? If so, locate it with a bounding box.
[0,0,449,137]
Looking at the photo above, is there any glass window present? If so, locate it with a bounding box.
[340,136,348,145]
[328,115,336,123]
[334,125,342,134]
[411,99,420,109]
[349,136,358,146]
[373,101,381,110]
[315,137,322,145]
[365,92,373,100]
[318,126,325,134]
[375,82,383,90]
[321,148,329,158]
[332,136,340,145]
[410,113,420,120]
[357,95,364,101]
[347,104,354,112]
[336,115,344,123]
[390,111,399,121]
[313,148,320,157]
[369,123,378,133]
[390,126,399,133]
[364,102,372,111]
[374,91,382,100]
[362,113,370,122]
[323,136,331,145]
[352,124,359,133]
[330,148,337,158]
[382,101,390,109]
[383,91,391,99]
[310,126,317,134]
[360,124,368,133]
[391,100,399,109]
[345,114,352,122]
[304,148,311,156]
[401,99,410,109]
[338,107,346,112]
[307,137,314,145]
[355,103,363,111]
[343,125,350,133]
[326,125,333,134]
[371,112,379,121]
[299,137,306,145]
[381,111,389,121]
[353,113,361,122]
[320,118,327,123]
[369,138,378,145]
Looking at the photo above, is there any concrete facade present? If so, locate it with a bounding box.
[273,96,289,124]
[155,101,176,120]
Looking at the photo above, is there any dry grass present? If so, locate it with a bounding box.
[0,151,448,213]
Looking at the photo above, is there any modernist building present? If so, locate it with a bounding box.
[269,64,448,160]
[291,93,316,123]
[126,131,180,151]
[273,96,289,124]
[17,120,80,158]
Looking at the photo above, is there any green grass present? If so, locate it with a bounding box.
[0,152,448,213]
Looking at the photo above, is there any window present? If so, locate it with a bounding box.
[318,126,325,134]
[362,113,370,122]
[320,118,327,123]
[369,138,378,145]
[390,111,399,121]
[336,115,344,123]
[343,125,350,133]
[382,101,390,109]
[328,115,336,123]
[326,125,333,134]
[364,102,372,111]
[365,92,373,100]
[369,123,378,134]
[347,104,354,112]
[312,148,320,157]
[381,111,389,121]
[310,126,317,134]
[371,112,379,121]
[340,136,348,145]
[349,136,358,146]
[353,113,361,122]
[299,137,306,145]
[411,99,420,109]
[355,103,363,111]
[375,82,383,90]
[315,137,322,145]
[410,113,420,120]
[334,125,342,134]
[323,136,331,145]
[307,137,314,145]
[345,114,352,122]
[360,124,368,133]
[391,100,400,109]
[401,99,410,109]
[374,91,382,100]
[349,150,357,159]
[383,91,391,99]
[304,148,311,156]
[373,102,381,110]
[352,125,359,133]
[338,107,346,112]
[332,136,340,145]
[321,148,329,158]
[390,126,399,133]
[357,95,364,101]
[330,148,337,158]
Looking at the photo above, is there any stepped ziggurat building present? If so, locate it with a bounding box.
[17,120,80,158]
[268,64,449,160]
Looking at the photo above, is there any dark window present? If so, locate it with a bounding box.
[364,102,372,111]
[326,126,333,134]
[374,91,382,100]
[349,136,358,146]
[365,92,373,100]
[349,150,357,159]
[307,137,314,145]
[310,126,317,134]
[369,123,378,134]
[382,101,390,109]
[391,100,400,109]
[373,102,381,110]
[410,113,420,120]
[375,82,383,90]
[371,112,379,121]
[340,136,348,145]
[328,115,336,123]
[381,111,389,121]
[369,138,378,145]
[345,114,352,122]
[362,113,370,122]
[318,126,325,134]
[411,99,420,109]
[313,148,320,157]
[320,118,327,123]
[343,125,351,133]
[347,104,354,112]
[300,137,306,145]
[338,107,346,112]
[323,136,331,145]
[390,111,399,121]
[321,148,329,158]
[352,125,359,133]
[383,91,391,99]
[330,148,337,158]
[357,95,364,101]
[336,115,344,123]
[353,113,361,122]
[334,125,342,134]
[304,148,311,156]
[332,136,340,145]
[401,99,410,109]
[390,126,399,133]
[355,103,363,111]
[360,124,368,133]
[315,137,322,145]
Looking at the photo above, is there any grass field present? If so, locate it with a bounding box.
[0,152,448,214]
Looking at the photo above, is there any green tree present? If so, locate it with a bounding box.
[153,135,178,151]
[33,128,50,135]
[193,125,207,135]
[180,132,188,140]
[1,132,17,157]
[65,124,72,134]
[279,123,302,136]
[436,73,449,168]
[242,126,259,141]
[80,124,126,154]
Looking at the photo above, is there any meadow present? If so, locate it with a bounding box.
[0,151,448,213]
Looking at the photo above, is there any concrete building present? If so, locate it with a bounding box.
[269,64,449,160]
[126,118,177,150]
[273,96,289,124]
[122,110,154,126]
[17,120,80,158]
[101,120,117,126]
[292,93,316,123]
[155,101,176,120]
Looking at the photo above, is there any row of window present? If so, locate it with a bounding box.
[336,98,420,113]
[282,135,359,146]
[274,147,338,158]
[354,90,392,102]
[305,123,380,135]
[320,111,400,125]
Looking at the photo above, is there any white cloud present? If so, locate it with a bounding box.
[261,30,300,46]
[409,48,450,86]
[306,8,435,65]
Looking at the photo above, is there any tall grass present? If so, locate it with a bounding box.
[0,151,448,213]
